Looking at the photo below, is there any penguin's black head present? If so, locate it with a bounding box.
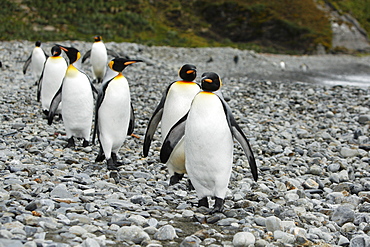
[108,58,143,72]
[35,41,41,47]
[179,64,197,81]
[94,35,102,42]
[201,72,222,92]
[57,45,81,64]
[51,46,62,57]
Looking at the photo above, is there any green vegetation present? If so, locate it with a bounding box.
[1,0,369,54]
[328,0,370,34]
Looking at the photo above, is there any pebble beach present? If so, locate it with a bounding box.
[0,40,370,246]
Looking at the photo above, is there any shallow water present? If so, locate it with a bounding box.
[315,74,370,87]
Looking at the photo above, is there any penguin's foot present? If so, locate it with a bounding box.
[107,158,119,171]
[82,139,89,147]
[95,147,105,162]
[95,154,105,162]
[111,152,118,163]
[109,171,120,183]
[210,197,224,214]
[42,110,49,116]
[169,173,184,185]
[65,137,75,148]
[198,197,209,208]
[111,153,124,167]
[187,179,195,191]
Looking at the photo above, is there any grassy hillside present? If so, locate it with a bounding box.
[1,0,369,54]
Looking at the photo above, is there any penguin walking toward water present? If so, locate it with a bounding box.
[143,64,200,185]
[93,58,142,171]
[160,72,258,213]
[48,45,97,148]
[82,35,119,83]
[37,45,68,116]
[23,41,48,84]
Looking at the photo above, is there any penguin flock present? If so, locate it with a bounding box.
[23,37,259,213]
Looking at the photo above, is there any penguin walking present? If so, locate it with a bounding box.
[48,45,97,148]
[82,35,120,83]
[143,64,200,185]
[160,72,258,213]
[93,57,142,171]
[37,45,68,116]
[23,41,48,84]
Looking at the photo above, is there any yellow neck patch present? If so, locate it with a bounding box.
[116,73,124,79]
[200,91,214,95]
[66,65,79,77]
[176,80,196,84]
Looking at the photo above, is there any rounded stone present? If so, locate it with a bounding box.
[233,232,256,247]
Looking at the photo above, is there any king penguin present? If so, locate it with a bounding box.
[160,72,258,213]
[82,35,119,83]
[48,45,97,148]
[23,41,48,84]
[143,64,200,185]
[92,57,142,171]
[37,45,68,116]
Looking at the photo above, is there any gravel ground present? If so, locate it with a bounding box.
[0,40,370,247]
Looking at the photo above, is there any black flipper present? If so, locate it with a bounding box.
[23,54,32,75]
[143,82,174,157]
[36,68,44,102]
[127,103,135,135]
[92,79,110,144]
[47,84,63,125]
[159,112,188,164]
[210,197,224,214]
[81,49,91,63]
[36,58,49,101]
[218,96,258,182]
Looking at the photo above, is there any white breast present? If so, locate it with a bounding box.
[185,92,233,199]
[161,82,200,140]
[62,65,94,139]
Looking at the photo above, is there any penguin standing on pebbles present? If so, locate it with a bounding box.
[48,45,97,148]
[93,57,142,171]
[23,41,48,84]
[161,72,258,213]
[143,64,200,185]
[37,45,68,116]
[82,35,119,83]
